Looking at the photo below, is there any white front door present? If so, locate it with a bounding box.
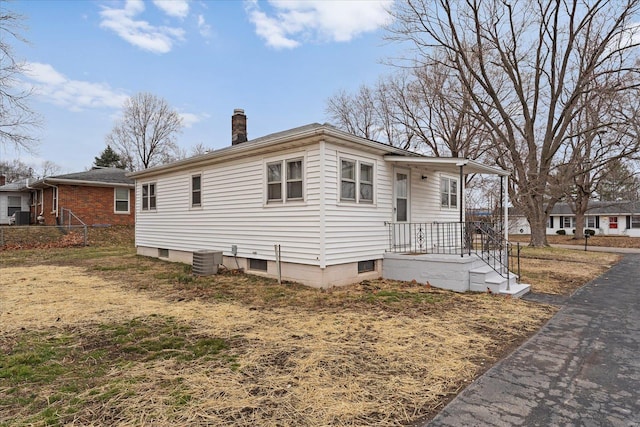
[394,168,410,222]
[393,169,411,250]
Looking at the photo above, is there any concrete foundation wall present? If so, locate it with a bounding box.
[383,253,485,292]
[136,246,381,289]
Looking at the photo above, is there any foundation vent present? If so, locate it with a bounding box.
[193,250,223,276]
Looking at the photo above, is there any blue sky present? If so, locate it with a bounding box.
[3,0,397,174]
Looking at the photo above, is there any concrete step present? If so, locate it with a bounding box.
[499,282,531,298]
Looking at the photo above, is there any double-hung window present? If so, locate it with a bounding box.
[114,188,130,213]
[142,183,156,211]
[563,216,575,228]
[340,159,374,203]
[586,216,596,228]
[191,175,202,207]
[440,177,458,209]
[631,216,640,229]
[267,158,304,203]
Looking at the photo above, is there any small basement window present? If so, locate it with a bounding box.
[158,248,169,258]
[249,258,268,272]
[358,260,376,273]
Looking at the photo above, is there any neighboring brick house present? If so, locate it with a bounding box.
[27,167,135,226]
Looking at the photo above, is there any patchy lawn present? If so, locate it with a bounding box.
[0,227,620,426]
[509,233,640,248]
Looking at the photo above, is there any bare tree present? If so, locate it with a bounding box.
[325,86,381,141]
[389,0,640,246]
[596,158,640,201]
[190,142,211,156]
[106,92,183,171]
[554,82,640,238]
[0,158,33,181]
[0,5,40,152]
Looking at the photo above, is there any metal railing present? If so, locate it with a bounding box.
[386,221,516,278]
[59,207,87,229]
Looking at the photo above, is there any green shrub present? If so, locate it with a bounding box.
[556,229,566,235]
[585,229,596,236]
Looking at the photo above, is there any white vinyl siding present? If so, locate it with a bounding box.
[135,147,321,266]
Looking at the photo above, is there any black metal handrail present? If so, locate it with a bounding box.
[386,221,516,279]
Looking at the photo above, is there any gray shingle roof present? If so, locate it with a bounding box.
[550,201,640,215]
[48,167,133,185]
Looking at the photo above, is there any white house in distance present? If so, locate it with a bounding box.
[130,110,528,296]
[547,201,640,237]
[0,176,30,225]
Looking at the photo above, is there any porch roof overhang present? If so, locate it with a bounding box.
[384,156,509,176]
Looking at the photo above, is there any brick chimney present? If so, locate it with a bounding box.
[232,108,247,145]
[0,175,5,186]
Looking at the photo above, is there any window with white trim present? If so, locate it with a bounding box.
[631,216,640,229]
[586,216,596,228]
[340,158,374,203]
[267,158,304,203]
[114,188,130,213]
[142,183,156,211]
[191,175,201,207]
[440,177,457,208]
[563,216,575,228]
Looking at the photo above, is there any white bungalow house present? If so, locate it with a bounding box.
[547,201,640,237]
[0,176,31,225]
[130,110,529,296]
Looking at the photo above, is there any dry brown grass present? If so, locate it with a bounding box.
[0,227,619,426]
[515,246,620,295]
[509,233,640,248]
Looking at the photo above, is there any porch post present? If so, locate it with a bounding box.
[459,164,464,223]
[503,174,509,241]
[460,164,464,257]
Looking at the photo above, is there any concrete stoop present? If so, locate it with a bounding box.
[469,265,531,297]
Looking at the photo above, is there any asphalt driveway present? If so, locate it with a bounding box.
[426,254,640,426]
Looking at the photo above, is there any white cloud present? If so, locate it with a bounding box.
[179,112,209,128]
[197,14,212,38]
[24,62,129,112]
[99,0,185,54]
[246,0,393,49]
[153,0,189,18]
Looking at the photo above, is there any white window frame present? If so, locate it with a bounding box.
[191,174,202,208]
[631,216,640,229]
[266,157,304,204]
[440,176,458,209]
[114,187,130,214]
[586,216,596,228]
[141,183,157,211]
[563,216,575,228]
[339,157,375,204]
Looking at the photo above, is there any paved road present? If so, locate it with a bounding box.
[426,254,640,426]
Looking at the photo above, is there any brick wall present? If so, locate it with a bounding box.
[31,185,135,226]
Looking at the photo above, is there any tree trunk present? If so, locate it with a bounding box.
[528,213,549,247]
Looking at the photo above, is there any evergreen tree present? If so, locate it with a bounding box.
[94,145,124,168]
